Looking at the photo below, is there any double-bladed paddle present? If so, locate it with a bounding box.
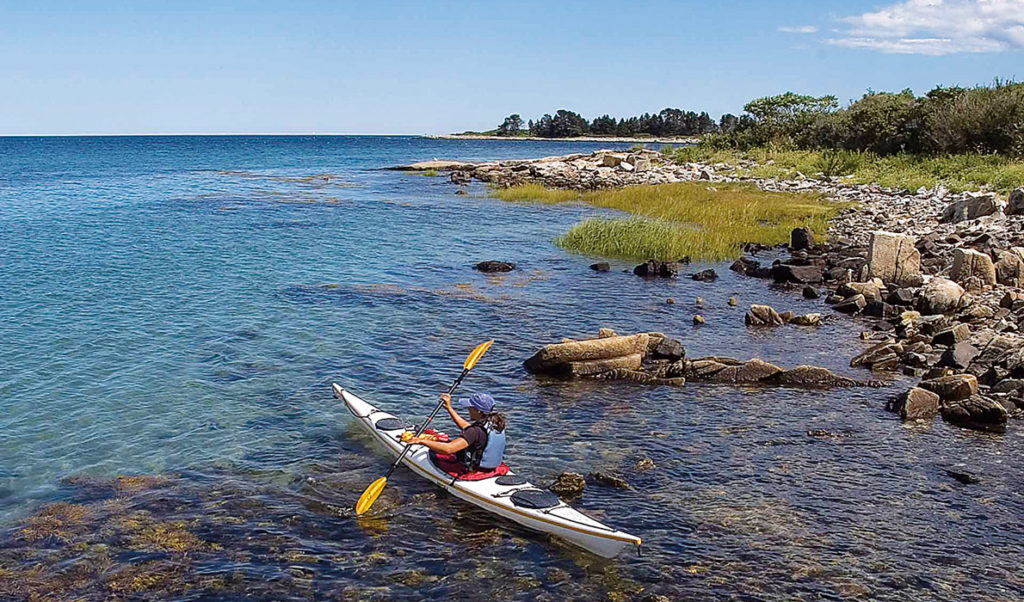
[355,339,494,516]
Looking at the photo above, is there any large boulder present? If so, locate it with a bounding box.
[745,304,784,326]
[633,260,679,278]
[888,387,940,421]
[941,193,1004,223]
[524,333,650,374]
[867,231,921,285]
[763,366,860,388]
[951,248,996,288]
[917,278,966,315]
[1008,187,1024,215]
[941,395,1008,432]
[918,373,978,402]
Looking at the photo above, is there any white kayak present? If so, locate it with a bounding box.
[333,383,641,558]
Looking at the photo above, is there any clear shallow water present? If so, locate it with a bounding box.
[1,136,1021,600]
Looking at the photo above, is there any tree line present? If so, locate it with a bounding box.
[493,80,1024,156]
[710,80,1024,156]
[495,108,724,138]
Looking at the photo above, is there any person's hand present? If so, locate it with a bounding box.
[440,393,452,408]
[405,436,422,445]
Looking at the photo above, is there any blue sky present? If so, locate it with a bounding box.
[1,0,1021,135]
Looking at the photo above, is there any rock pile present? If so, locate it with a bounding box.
[523,330,864,389]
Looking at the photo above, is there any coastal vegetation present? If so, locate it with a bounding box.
[493,182,842,260]
[670,146,1024,195]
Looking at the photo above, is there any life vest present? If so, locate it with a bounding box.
[466,421,506,471]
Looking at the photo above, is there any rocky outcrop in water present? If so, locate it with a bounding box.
[524,331,865,389]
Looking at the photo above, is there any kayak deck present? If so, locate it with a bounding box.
[333,383,641,558]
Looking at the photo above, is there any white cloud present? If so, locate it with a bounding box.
[779,25,819,34]
[828,0,1024,55]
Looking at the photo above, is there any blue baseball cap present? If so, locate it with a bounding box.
[460,392,496,413]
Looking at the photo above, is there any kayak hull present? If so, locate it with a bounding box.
[333,383,640,558]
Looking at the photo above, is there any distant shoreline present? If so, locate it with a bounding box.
[429,133,700,144]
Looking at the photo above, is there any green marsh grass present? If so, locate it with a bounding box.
[494,181,843,261]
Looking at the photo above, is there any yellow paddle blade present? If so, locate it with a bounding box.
[356,476,387,516]
[463,339,494,371]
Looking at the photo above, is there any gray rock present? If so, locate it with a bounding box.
[791,227,814,250]
[834,294,866,314]
[918,278,966,315]
[633,260,679,278]
[802,286,821,299]
[932,323,971,346]
[919,373,979,402]
[951,248,996,289]
[941,193,1004,223]
[1007,187,1024,215]
[994,250,1023,286]
[889,387,940,421]
[941,395,1008,432]
[939,341,980,370]
[691,269,718,282]
[763,365,860,388]
[711,358,784,383]
[850,342,902,370]
[771,263,824,284]
[730,257,761,276]
[867,231,921,285]
[745,304,784,326]
[590,262,610,272]
[651,337,685,362]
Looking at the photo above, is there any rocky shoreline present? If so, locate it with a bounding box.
[409,149,1024,434]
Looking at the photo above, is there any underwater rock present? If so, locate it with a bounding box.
[589,472,630,489]
[475,260,516,273]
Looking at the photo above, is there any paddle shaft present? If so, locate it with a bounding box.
[382,368,469,480]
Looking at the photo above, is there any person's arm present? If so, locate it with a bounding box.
[406,435,469,455]
[440,393,470,430]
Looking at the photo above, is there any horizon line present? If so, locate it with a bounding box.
[0,132,439,138]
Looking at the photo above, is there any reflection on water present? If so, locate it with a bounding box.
[1,136,1022,600]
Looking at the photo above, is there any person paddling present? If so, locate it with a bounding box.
[405,392,506,472]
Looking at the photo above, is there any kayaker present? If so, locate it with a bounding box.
[405,392,506,472]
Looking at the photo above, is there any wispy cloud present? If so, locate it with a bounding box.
[779,25,818,34]
[828,0,1024,55]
